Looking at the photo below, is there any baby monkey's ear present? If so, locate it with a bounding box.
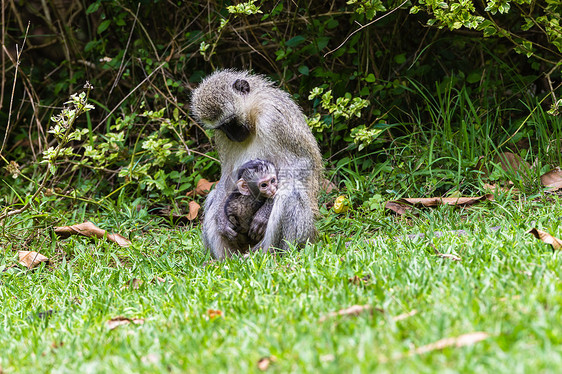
[232,79,250,95]
[236,178,251,195]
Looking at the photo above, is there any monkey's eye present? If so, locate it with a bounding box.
[260,183,268,188]
[271,178,276,184]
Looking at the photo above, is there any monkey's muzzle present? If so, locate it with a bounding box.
[218,117,250,142]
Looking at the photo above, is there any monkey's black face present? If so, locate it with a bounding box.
[218,117,251,142]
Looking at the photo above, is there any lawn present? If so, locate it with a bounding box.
[2,194,562,373]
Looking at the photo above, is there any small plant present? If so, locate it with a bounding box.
[1,83,95,220]
[307,87,380,150]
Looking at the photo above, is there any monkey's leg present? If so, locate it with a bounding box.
[258,187,316,252]
[202,189,234,260]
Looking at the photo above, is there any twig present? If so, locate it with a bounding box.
[94,63,165,132]
[545,62,562,104]
[1,0,6,112]
[324,0,408,58]
[109,3,140,97]
[1,22,29,156]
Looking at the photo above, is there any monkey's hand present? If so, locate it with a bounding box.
[218,215,238,241]
[249,199,273,242]
[249,213,268,242]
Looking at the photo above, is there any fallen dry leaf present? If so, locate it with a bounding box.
[208,309,223,319]
[482,183,518,194]
[412,332,489,356]
[186,178,216,197]
[124,278,143,290]
[319,304,376,322]
[18,251,49,269]
[541,167,562,191]
[348,275,371,286]
[496,152,530,176]
[431,244,462,261]
[107,316,144,330]
[384,201,412,215]
[122,277,166,290]
[380,331,489,362]
[385,194,493,215]
[51,341,64,349]
[257,356,277,371]
[321,178,337,194]
[392,309,418,322]
[528,228,562,251]
[436,253,462,261]
[187,201,201,221]
[54,221,131,247]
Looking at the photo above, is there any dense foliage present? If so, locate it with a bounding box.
[1,0,561,207]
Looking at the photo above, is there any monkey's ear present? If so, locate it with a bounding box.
[233,79,250,95]
[236,178,251,195]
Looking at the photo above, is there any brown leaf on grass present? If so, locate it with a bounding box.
[186,178,216,197]
[348,275,371,286]
[392,309,418,322]
[482,183,518,194]
[319,304,377,322]
[384,201,412,215]
[321,178,337,194]
[122,278,143,290]
[436,253,462,261]
[430,244,462,261]
[380,332,490,363]
[51,341,64,349]
[54,221,131,247]
[496,152,530,176]
[187,201,201,221]
[257,356,277,371]
[412,332,490,356]
[385,194,493,215]
[207,309,223,319]
[541,167,562,191]
[18,251,49,269]
[528,228,562,251]
[122,277,166,290]
[107,317,145,330]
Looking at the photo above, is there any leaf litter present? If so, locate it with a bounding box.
[380,332,490,362]
[385,194,494,215]
[528,228,562,251]
[107,316,145,330]
[54,221,131,247]
[18,251,49,269]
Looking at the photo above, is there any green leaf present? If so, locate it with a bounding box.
[315,37,330,52]
[394,54,406,64]
[466,72,481,84]
[86,2,101,14]
[286,35,306,48]
[97,20,111,34]
[298,65,310,76]
[365,73,376,83]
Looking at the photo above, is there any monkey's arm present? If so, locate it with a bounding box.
[222,210,239,242]
[202,182,236,259]
[248,199,274,242]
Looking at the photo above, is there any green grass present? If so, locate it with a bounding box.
[2,194,562,373]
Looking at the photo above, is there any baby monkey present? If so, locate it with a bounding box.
[223,159,278,251]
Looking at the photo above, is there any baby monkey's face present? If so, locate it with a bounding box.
[254,173,277,199]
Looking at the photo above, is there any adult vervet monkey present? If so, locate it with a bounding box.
[191,70,322,259]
